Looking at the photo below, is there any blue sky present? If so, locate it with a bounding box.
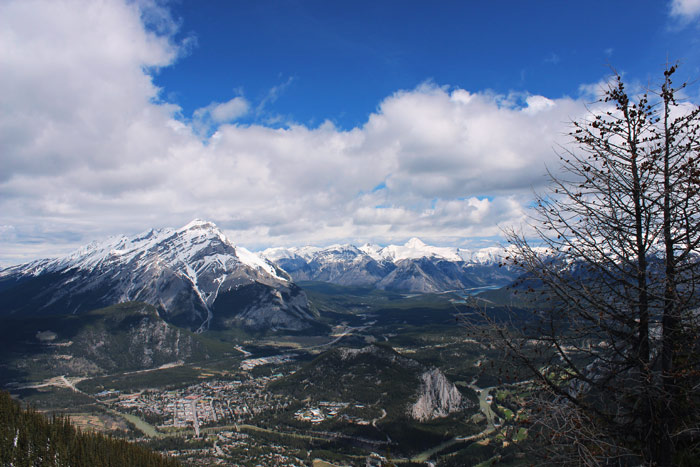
[156,1,698,129]
[1,0,699,265]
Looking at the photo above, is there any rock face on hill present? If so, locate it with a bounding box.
[0,220,316,332]
[0,302,218,376]
[263,239,521,293]
[410,368,464,421]
[270,344,469,421]
[69,303,205,372]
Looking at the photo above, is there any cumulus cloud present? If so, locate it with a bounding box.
[0,0,592,265]
[523,95,556,114]
[0,0,180,182]
[670,0,700,21]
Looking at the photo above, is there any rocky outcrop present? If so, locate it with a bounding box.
[76,308,195,370]
[410,368,463,421]
[2,302,216,376]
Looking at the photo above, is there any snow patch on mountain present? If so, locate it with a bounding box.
[235,246,283,279]
[261,246,322,262]
[358,243,384,261]
[263,238,512,266]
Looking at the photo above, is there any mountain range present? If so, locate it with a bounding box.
[262,238,519,293]
[0,220,525,335]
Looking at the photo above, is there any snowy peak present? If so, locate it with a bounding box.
[0,220,313,332]
[264,238,489,265]
[260,239,523,293]
[176,218,230,245]
[314,244,365,264]
[263,244,369,265]
[261,246,322,262]
[381,237,462,262]
[358,242,383,261]
[181,218,217,231]
[15,219,284,282]
[405,237,426,249]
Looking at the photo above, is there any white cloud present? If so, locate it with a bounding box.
[670,0,700,21]
[523,95,556,114]
[0,0,180,181]
[194,96,250,125]
[0,0,592,265]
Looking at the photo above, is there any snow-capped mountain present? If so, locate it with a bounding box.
[0,220,315,331]
[262,239,521,293]
[369,237,463,262]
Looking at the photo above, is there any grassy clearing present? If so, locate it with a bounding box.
[11,386,97,411]
[113,411,163,438]
[312,460,345,467]
[76,364,211,393]
[66,412,129,433]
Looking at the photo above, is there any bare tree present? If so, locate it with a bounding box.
[470,67,700,465]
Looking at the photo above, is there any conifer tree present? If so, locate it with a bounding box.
[0,391,181,466]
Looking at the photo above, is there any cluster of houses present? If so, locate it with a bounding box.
[100,376,291,433]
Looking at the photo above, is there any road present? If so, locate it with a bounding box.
[470,383,498,432]
[13,375,86,392]
[304,322,375,350]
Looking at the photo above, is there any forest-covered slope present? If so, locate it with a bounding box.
[0,391,179,466]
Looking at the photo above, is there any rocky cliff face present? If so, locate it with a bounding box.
[269,344,470,425]
[410,368,464,421]
[72,304,202,371]
[0,302,217,377]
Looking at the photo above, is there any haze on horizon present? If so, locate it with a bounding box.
[1,0,700,267]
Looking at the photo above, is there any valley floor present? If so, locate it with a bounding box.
[3,289,533,466]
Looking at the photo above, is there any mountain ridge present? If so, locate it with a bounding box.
[1,219,546,306]
[261,239,528,293]
[0,220,315,332]
[0,302,222,379]
[262,238,513,265]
